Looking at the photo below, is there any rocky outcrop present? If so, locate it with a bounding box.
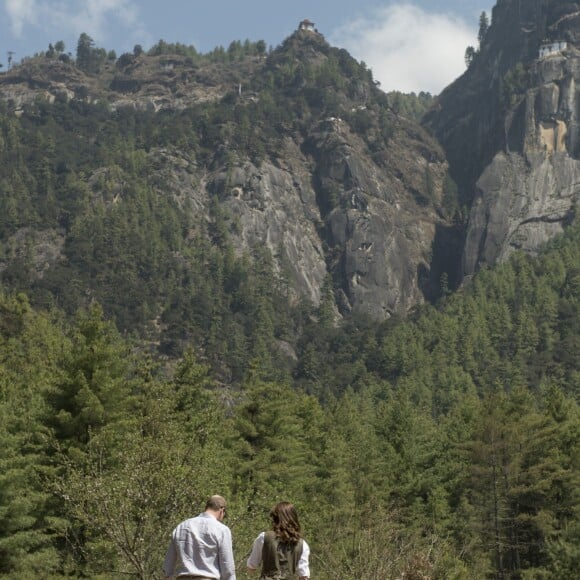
[463,46,580,273]
[304,117,446,318]
[0,53,258,113]
[174,112,448,320]
[463,151,579,273]
[425,0,580,278]
[206,151,328,307]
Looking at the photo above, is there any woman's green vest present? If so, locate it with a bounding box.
[260,530,303,580]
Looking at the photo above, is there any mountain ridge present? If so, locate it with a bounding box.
[0,2,579,338]
[0,26,457,335]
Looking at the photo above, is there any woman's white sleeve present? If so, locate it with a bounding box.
[247,532,265,569]
[298,540,310,577]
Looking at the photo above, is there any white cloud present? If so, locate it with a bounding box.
[66,0,140,42]
[4,0,144,48]
[6,0,39,36]
[330,3,477,94]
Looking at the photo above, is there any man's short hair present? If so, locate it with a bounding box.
[206,495,227,511]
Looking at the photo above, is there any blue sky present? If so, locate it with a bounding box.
[0,0,494,94]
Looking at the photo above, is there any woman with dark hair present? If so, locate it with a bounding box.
[247,501,310,580]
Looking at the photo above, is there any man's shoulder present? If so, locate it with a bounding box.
[215,519,232,533]
[201,513,231,533]
[174,514,203,529]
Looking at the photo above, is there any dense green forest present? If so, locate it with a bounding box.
[0,34,578,579]
[1,222,578,578]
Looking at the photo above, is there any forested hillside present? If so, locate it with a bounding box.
[0,28,460,332]
[0,9,579,578]
[1,221,578,578]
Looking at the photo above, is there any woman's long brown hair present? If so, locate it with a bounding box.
[270,502,302,543]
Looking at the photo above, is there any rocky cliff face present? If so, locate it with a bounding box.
[205,114,447,320]
[424,0,580,277]
[0,31,451,322]
[161,110,449,320]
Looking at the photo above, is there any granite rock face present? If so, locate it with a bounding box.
[425,0,580,278]
[306,118,445,318]
[463,151,579,274]
[190,112,447,319]
[463,48,580,274]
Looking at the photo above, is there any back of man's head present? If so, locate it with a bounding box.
[205,495,227,511]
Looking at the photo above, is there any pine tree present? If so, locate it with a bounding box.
[230,376,323,509]
[46,303,132,449]
[0,294,68,576]
[465,386,579,576]
[54,352,234,578]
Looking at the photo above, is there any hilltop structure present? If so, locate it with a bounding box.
[298,19,316,32]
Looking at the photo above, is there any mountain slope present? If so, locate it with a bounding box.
[0,27,457,342]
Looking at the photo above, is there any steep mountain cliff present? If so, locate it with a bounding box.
[3,3,577,336]
[424,0,580,278]
[0,28,455,330]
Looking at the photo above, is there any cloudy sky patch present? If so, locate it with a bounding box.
[6,0,39,36]
[4,0,143,48]
[331,3,477,94]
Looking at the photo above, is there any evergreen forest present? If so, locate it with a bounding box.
[0,34,578,580]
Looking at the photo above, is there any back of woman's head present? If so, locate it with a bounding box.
[270,501,302,543]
